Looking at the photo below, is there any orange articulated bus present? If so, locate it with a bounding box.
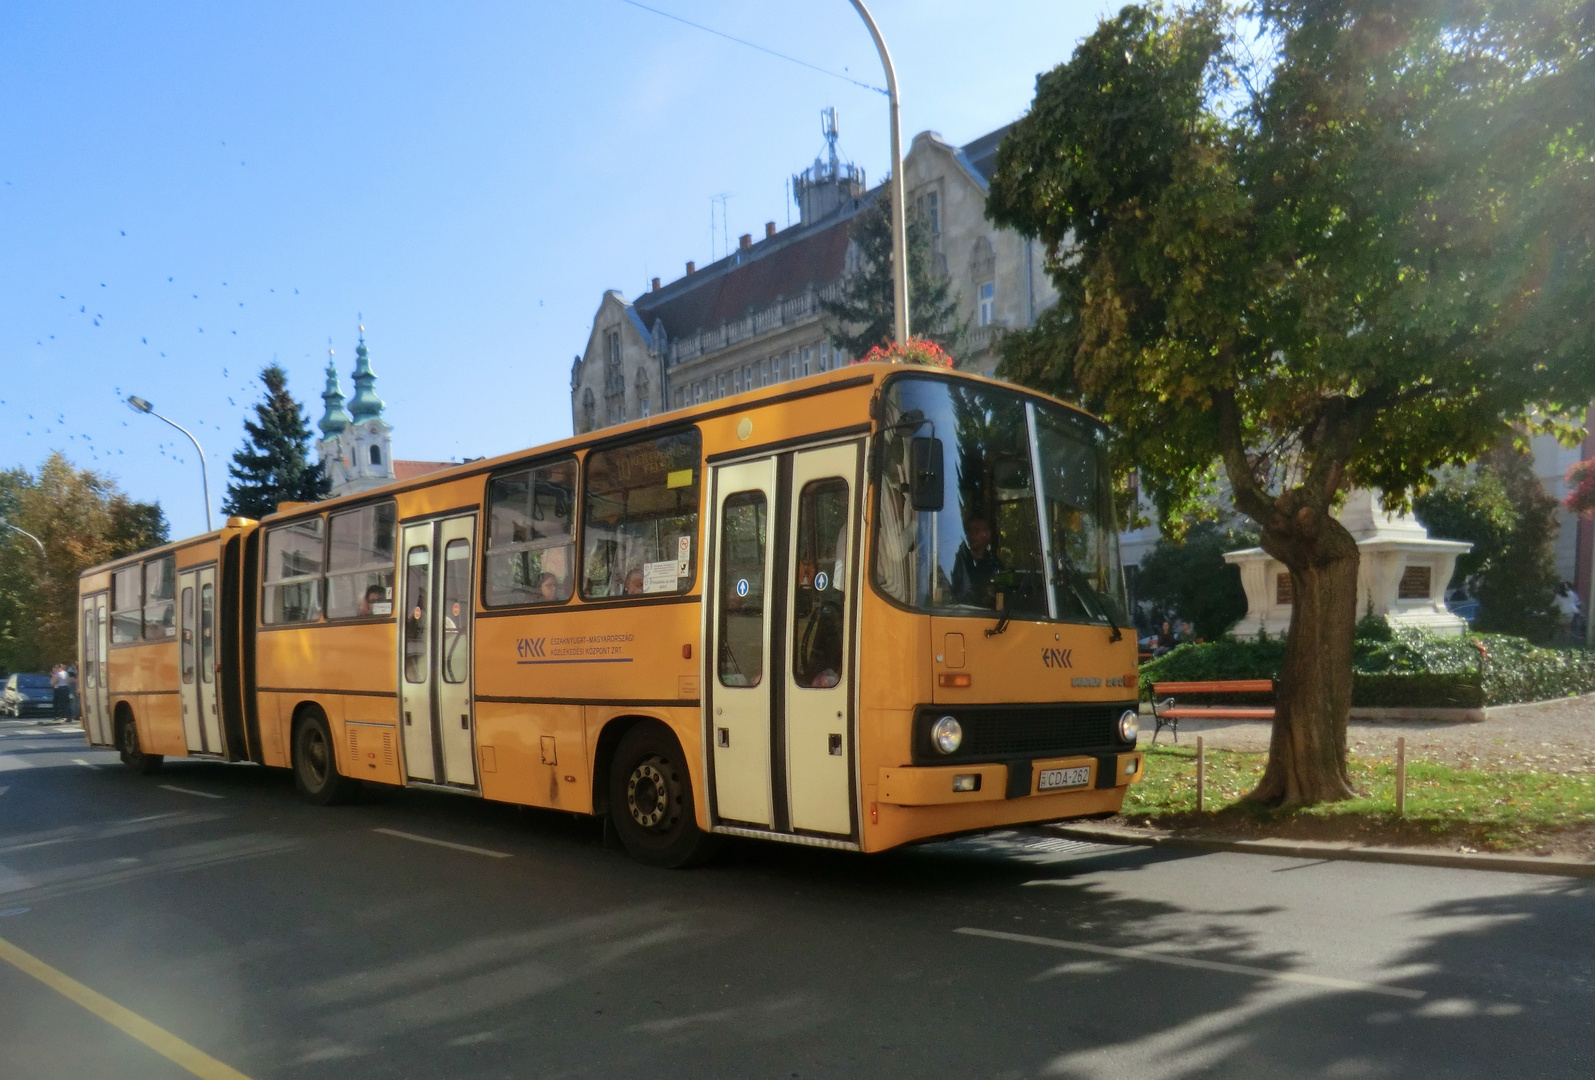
[78,363,1144,865]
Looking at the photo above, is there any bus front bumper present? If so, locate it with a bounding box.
[877,752,1143,806]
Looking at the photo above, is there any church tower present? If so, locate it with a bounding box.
[316,326,396,497]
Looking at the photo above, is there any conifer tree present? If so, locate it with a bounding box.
[822,190,967,362]
[221,364,329,520]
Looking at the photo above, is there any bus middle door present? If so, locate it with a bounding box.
[399,515,479,788]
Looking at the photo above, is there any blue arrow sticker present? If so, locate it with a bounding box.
[814,571,829,591]
[736,579,749,597]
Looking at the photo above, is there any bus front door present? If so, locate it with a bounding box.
[177,566,224,755]
[708,440,861,838]
[398,515,479,788]
[79,592,110,745]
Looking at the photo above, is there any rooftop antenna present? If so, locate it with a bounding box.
[822,106,840,177]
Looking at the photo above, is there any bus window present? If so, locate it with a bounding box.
[403,547,431,683]
[792,478,849,689]
[111,565,142,644]
[200,583,215,683]
[263,519,324,624]
[717,491,767,687]
[441,540,470,683]
[486,458,576,606]
[143,555,177,640]
[326,502,396,619]
[581,429,701,599]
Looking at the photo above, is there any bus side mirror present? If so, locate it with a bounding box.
[909,436,944,511]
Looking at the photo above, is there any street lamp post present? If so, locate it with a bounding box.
[127,396,213,532]
[0,517,46,556]
[849,0,909,345]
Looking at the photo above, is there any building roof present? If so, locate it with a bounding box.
[393,460,453,481]
[959,124,1013,184]
[633,196,869,342]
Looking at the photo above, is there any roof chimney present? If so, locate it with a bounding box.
[739,233,752,251]
[685,261,695,275]
[765,221,776,239]
[651,277,661,292]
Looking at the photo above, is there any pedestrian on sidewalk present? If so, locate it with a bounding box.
[50,663,71,721]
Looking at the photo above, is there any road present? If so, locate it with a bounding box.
[1,716,1591,1080]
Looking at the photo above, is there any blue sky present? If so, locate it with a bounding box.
[1,1,1105,538]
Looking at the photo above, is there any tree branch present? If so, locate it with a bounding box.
[1213,388,1274,523]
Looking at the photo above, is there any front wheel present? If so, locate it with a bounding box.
[293,710,357,805]
[607,723,720,868]
[118,717,163,774]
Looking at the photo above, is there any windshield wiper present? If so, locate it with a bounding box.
[985,608,1011,637]
[1055,556,1122,642]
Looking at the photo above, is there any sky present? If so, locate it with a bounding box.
[1,0,1108,538]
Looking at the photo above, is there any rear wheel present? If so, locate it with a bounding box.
[117,716,163,774]
[293,709,357,805]
[608,723,720,868]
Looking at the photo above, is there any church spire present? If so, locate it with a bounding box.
[318,347,351,436]
[346,324,385,422]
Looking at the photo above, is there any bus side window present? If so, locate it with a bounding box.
[581,429,701,599]
[263,518,324,625]
[486,458,576,607]
[792,478,849,689]
[111,565,142,644]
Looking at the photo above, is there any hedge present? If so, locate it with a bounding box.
[1139,628,1594,707]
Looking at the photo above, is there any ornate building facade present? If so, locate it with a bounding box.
[317,329,396,498]
[569,113,1057,436]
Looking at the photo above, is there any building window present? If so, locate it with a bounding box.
[743,364,752,389]
[979,281,996,326]
[802,345,812,377]
[917,190,940,235]
[1275,572,1293,606]
[717,372,727,398]
[789,351,798,380]
[820,342,831,372]
[675,387,685,409]
[581,429,701,599]
[326,502,397,619]
[368,445,382,466]
[485,458,576,607]
[639,396,650,417]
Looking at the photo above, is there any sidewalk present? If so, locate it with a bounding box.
[1142,692,1595,773]
[1051,821,1595,879]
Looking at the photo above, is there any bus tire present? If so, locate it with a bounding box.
[117,715,163,775]
[293,709,356,806]
[607,722,720,868]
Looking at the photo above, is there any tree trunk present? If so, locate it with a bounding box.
[1247,504,1361,807]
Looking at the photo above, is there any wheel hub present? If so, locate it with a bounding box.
[627,758,672,830]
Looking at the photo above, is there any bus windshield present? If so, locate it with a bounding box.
[873,374,1127,628]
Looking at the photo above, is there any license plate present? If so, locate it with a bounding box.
[1038,765,1091,791]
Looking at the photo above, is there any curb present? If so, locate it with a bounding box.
[1049,823,1595,879]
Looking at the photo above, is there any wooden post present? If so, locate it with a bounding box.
[1396,736,1406,816]
[1196,735,1205,812]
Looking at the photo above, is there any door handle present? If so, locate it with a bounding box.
[460,714,470,730]
[404,710,412,726]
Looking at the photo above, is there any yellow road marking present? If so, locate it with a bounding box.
[0,934,255,1080]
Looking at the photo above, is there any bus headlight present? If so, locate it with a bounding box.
[1118,710,1140,743]
[932,715,963,754]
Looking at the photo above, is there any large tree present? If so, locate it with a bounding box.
[988,0,1594,804]
[0,453,168,673]
[823,190,968,361]
[222,363,330,520]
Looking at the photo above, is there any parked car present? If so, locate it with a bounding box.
[2,673,56,718]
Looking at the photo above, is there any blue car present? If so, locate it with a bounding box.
[2,673,56,718]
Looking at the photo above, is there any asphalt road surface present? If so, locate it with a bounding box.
[1,717,1591,1080]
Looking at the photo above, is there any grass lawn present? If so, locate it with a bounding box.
[1121,745,1595,851]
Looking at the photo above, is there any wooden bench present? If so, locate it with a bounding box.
[1149,680,1276,745]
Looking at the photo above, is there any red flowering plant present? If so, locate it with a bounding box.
[1567,460,1595,517]
[853,337,956,369]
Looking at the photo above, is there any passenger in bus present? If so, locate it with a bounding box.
[950,517,1004,606]
[538,572,561,602]
[622,567,645,596]
[358,584,386,617]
